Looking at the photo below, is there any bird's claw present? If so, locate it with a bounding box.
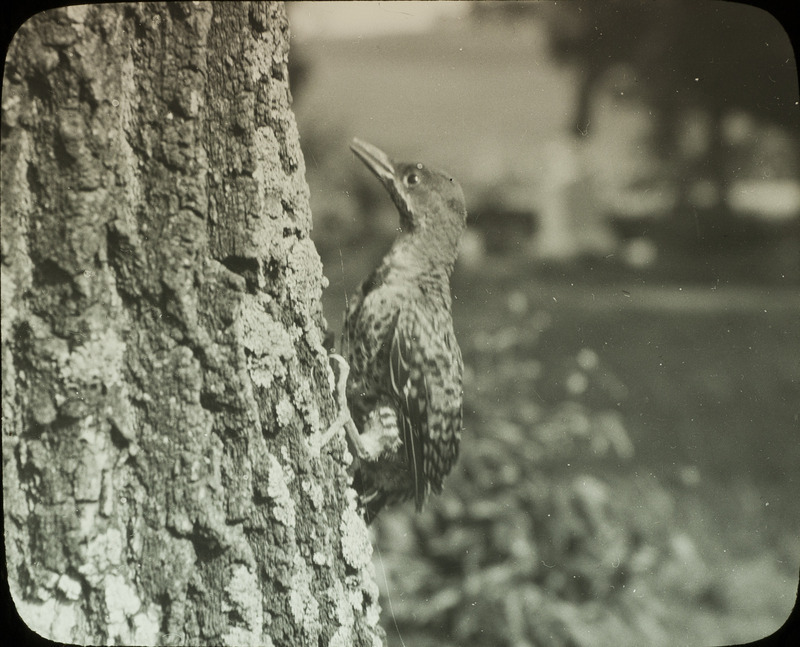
[320,354,369,461]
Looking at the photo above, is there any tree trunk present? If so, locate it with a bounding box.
[1,3,383,645]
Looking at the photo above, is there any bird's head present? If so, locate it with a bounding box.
[350,138,467,256]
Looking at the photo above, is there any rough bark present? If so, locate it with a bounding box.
[1,3,383,645]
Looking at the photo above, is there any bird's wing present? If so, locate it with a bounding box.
[388,310,429,510]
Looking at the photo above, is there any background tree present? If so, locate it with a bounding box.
[533,0,799,237]
[1,3,383,645]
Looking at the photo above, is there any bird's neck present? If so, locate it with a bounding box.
[381,234,456,286]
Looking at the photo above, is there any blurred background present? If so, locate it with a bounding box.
[287,2,800,645]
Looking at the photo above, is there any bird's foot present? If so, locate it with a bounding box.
[319,354,369,460]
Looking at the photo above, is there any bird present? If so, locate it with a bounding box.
[333,138,468,522]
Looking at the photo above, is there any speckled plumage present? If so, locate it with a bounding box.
[343,139,467,520]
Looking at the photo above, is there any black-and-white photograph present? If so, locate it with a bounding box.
[2,2,799,646]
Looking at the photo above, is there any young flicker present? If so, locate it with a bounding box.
[332,138,467,522]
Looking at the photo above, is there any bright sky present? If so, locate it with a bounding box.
[287,1,470,40]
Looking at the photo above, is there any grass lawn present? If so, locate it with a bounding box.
[459,267,799,645]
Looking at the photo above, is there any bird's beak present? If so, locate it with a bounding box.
[350,138,395,187]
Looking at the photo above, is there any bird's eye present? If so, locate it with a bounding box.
[405,173,419,186]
